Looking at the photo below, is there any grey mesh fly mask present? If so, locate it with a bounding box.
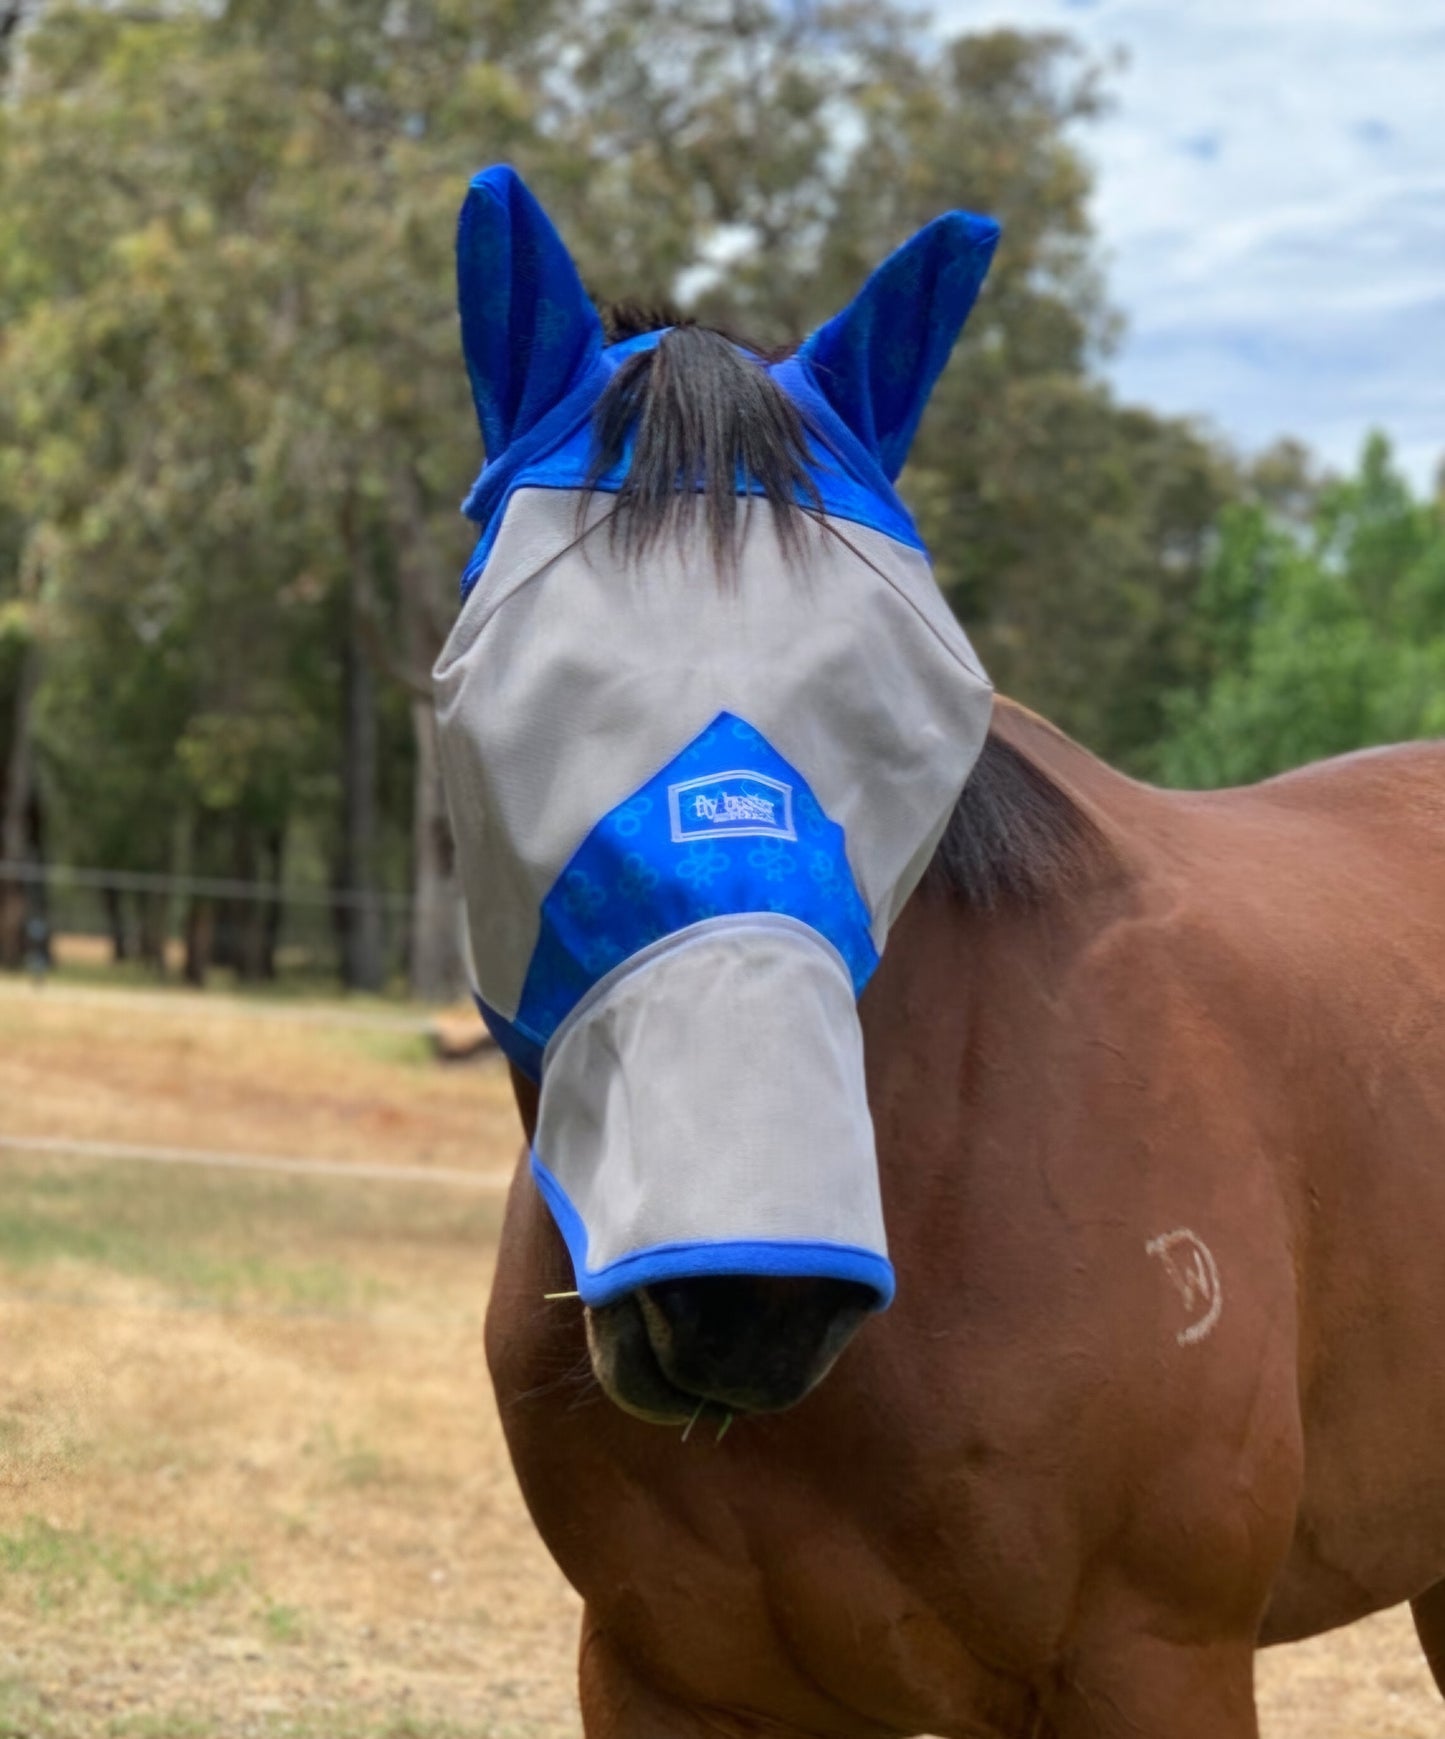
[435,166,999,1311]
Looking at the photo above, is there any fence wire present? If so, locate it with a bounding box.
[0,858,431,987]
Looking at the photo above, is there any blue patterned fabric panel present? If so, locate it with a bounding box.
[506,711,877,1061]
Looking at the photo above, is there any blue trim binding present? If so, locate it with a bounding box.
[531,1151,895,1310]
[458,331,926,600]
[455,165,1001,601]
[475,995,543,1083]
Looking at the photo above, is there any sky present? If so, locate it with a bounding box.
[934,0,1445,488]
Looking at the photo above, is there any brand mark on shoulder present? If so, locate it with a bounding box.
[1145,1228,1223,1347]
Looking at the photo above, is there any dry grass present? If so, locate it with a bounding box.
[0,983,1436,1736]
[0,1159,583,1738]
[1258,1612,1439,1737]
[0,992,578,1737]
[0,980,513,1173]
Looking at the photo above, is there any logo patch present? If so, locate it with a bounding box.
[668,770,796,844]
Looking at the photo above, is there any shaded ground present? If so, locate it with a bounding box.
[0,985,1437,1735]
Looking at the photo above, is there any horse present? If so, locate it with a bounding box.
[442,169,1445,1737]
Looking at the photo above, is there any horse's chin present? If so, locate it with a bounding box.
[585,1294,717,1426]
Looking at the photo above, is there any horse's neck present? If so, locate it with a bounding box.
[975,697,1173,927]
[990,697,1156,839]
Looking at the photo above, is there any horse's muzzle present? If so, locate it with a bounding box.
[586,1274,874,1424]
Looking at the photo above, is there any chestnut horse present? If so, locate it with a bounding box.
[487,694,1445,1737]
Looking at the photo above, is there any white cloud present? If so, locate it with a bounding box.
[933,0,1445,486]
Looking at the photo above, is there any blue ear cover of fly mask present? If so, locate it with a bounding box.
[456,166,605,459]
[453,165,1000,592]
[438,168,999,1310]
[786,211,999,482]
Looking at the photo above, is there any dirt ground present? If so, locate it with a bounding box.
[0,980,1438,1736]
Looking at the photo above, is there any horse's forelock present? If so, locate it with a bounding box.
[584,321,819,578]
[586,316,1098,915]
[600,301,686,344]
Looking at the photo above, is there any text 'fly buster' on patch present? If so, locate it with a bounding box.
[667,772,797,844]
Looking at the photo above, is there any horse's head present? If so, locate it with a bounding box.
[436,168,998,1423]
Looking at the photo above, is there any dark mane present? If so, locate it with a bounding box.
[586,315,817,571]
[931,731,1111,911]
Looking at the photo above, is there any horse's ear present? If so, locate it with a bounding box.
[456,165,604,459]
[797,211,1000,481]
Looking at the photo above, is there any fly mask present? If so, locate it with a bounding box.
[435,167,998,1313]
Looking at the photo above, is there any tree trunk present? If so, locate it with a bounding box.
[339,514,386,993]
[104,885,131,963]
[392,466,467,1003]
[408,693,468,1003]
[0,5,30,92]
[261,825,284,981]
[0,641,40,969]
[229,823,273,984]
[137,891,168,976]
[26,781,48,963]
[183,899,213,987]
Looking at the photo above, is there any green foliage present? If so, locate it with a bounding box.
[1154,434,1445,788]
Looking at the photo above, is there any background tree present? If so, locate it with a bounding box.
[1152,434,1445,787]
[3,0,1436,996]
[555,15,1240,766]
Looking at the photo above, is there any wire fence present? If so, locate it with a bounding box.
[0,858,425,989]
[0,1135,507,1325]
[0,1131,508,1189]
[0,859,412,910]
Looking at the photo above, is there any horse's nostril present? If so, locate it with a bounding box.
[636,1276,708,1348]
[634,1275,874,1413]
[635,1276,740,1365]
